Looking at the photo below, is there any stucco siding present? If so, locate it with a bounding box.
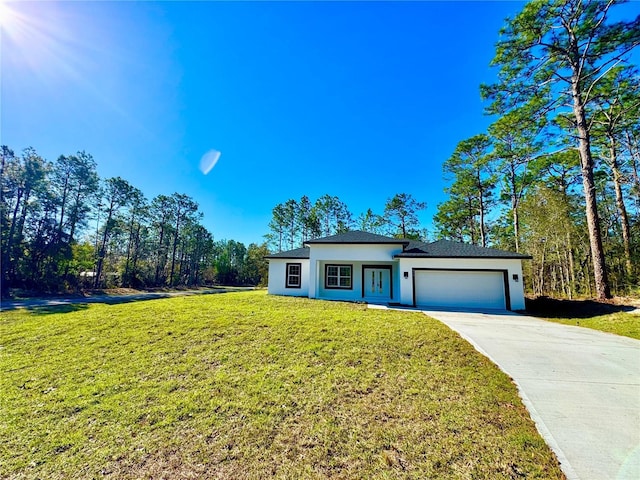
[309,244,404,262]
[267,238,528,311]
[398,257,526,310]
[267,259,310,296]
[308,244,403,298]
[314,261,399,302]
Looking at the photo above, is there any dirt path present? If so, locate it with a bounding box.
[0,287,255,311]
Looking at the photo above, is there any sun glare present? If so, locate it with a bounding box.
[1,1,103,89]
[2,0,153,138]
[0,0,53,67]
[0,1,19,29]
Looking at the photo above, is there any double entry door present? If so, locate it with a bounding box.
[363,266,391,299]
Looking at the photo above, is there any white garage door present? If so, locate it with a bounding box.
[414,270,506,310]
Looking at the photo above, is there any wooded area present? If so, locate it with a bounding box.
[265,193,427,252]
[0,147,269,296]
[267,1,639,299]
[437,0,639,299]
[2,0,638,300]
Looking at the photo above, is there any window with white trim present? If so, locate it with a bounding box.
[325,264,352,289]
[286,263,301,288]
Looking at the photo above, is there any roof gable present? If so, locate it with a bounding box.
[396,239,532,259]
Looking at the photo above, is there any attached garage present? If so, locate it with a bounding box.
[267,232,531,311]
[413,269,509,310]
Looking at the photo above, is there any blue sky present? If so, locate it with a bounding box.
[3,0,535,245]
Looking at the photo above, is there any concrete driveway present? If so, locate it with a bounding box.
[420,309,640,480]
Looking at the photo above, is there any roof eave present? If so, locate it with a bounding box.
[394,254,533,260]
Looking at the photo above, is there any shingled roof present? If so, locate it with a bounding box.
[395,239,532,259]
[265,234,530,260]
[304,230,410,245]
[265,247,310,259]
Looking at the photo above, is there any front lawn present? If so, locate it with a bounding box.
[539,312,639,340]
[1,291,564,479]
[526,296,640,340]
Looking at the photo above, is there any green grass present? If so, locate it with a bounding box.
[525,296,640,340]
[540,312,640,340]
[1,291,564,479]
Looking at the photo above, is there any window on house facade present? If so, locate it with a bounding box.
[286,263,301,288]
[325,264,352,289]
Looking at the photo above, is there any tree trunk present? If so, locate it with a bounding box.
[14,187,32,267]
[509,160,521,252]
[290,219,295,250]
[512,197,520,253]
[563,246,571,298]
[477,169,487,248]
[155,226,164,285]
[123,213,135,286]
[178,244,186,285]
[625,130,640,206]
[566,231,576,299]
[607,135,633,278]
[56,175,70,243]
[538,247,546,296]
[467,198,476,245]
[169,215,181,286]
[571,75,611,299]
[4,189,24,285]
[67,189,84,246]
[478,205,486,247]
[131,222,142,286]
[94,205,114,289]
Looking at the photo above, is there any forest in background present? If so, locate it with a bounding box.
[438,0,639,299]
[266,1,639,300]
[2,0,638,299]
[0,147,269,297]
[264,193,427,252]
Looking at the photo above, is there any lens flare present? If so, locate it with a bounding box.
[200,149,221,175]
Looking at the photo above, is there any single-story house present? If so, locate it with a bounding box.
[266,231,531,310]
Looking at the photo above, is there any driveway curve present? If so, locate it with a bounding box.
[421,309,640,480]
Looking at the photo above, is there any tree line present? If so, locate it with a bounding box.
[0,147,268,297]
[265,2,638,300]
[265,193,427,252]
[4,1,637,302]
[434,0,639,299]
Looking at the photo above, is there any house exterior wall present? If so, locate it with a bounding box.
[268,242,527,311]
[308,244,404,300]
[314,261,399,302]
[267,258,310,297]
[397,257,526,310]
